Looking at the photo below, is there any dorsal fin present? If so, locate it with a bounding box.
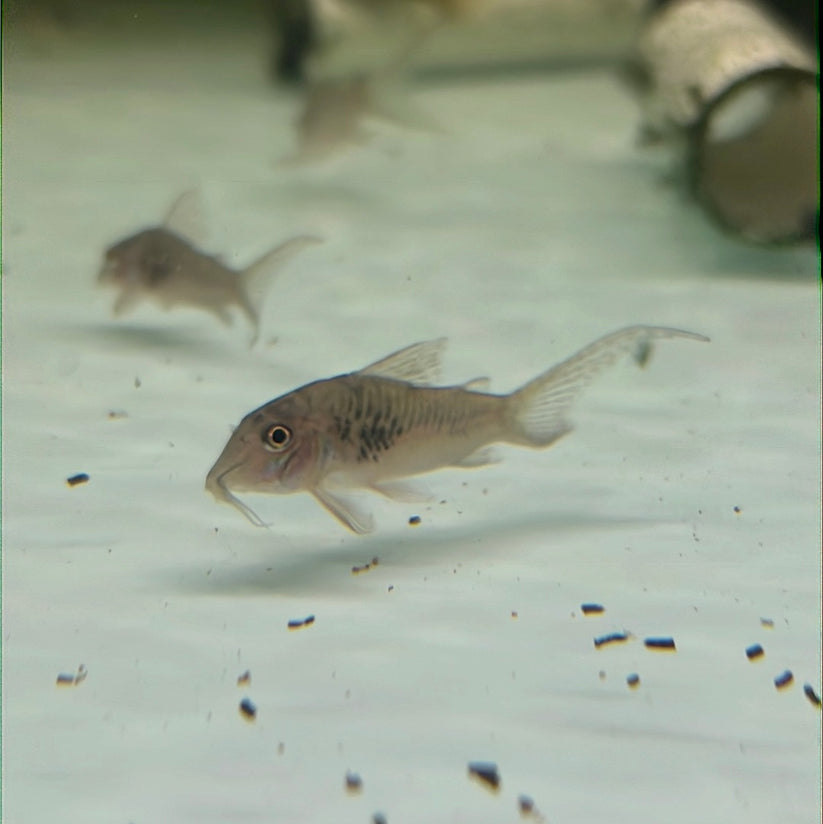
[162,190,208,244]
[358,338,447,386]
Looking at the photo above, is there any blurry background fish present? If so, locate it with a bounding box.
[6,0,816,240]
[269,0,818,241]
[98,191,322,344]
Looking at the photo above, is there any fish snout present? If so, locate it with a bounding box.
[205,460,232,503]
[204,455,269,528]
[205,450,249,504]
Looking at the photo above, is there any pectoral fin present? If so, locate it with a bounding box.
[312,486,375,535]
[456,447,500,468]
[370,480,433,503]
[113,290,140,317]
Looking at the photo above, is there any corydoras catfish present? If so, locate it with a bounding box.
[206,325,708,534]
[98,192,321,343]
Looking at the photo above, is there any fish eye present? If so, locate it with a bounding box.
[263,424,292,451]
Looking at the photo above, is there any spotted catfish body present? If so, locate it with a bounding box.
[98,192,321,342]
[206,326,708,534]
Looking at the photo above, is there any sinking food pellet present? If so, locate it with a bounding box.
[745,644,764,660]
[237,670,251,686]
[594,632,630,648]
[287,615,315,630]
[373,814,387,824]
[626,673,641,689]
[803,683,821,708]
[774,670,794,690]
[581,603,605,615]
[760,617,774,628]
[66,473,90,487]
[107,409,128,419]
[408,515,421,525]
[644,637,676,651]
[239,697,257,721]
[518,794,534,813]
[352,557,379,575]
[468,761,501,792]
[345,771,363,793]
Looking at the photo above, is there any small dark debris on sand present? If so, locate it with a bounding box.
[66,473,90,487]
[594,632,630,648]
[745,644,764,661]
[352,557,379,575]
[237,670,251,686]
[581,603,604,615]
[626,673,641,689]
[803,683,821,707]
[760,617,774,629]
[345,771,363,793]
[408,515,422,526]
[774,670,794,690]
[287,615,316,630]
[468,761,501,792]
[644,636,676,651]
[56,664,87,687]
[239,697,257,721]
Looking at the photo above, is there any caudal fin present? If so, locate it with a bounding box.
[505,326,709,447]
[238,235,323,339]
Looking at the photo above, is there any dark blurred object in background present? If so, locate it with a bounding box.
[269,0,817,84]
[268,0,315,83]
[629,0,818,244]
[647,0,817,46]
[270,0,651,82]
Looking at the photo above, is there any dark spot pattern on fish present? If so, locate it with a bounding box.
[350,385,366,422]
[333,415,352,443]
[356,413,398,463]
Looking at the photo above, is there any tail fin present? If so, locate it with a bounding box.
[505,326,709,447]
[238,235,322,338]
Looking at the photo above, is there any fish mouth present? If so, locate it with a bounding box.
[205,460,268,528]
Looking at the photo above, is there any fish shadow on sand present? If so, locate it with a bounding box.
[68,321,232,358]
[168,508,665,598]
